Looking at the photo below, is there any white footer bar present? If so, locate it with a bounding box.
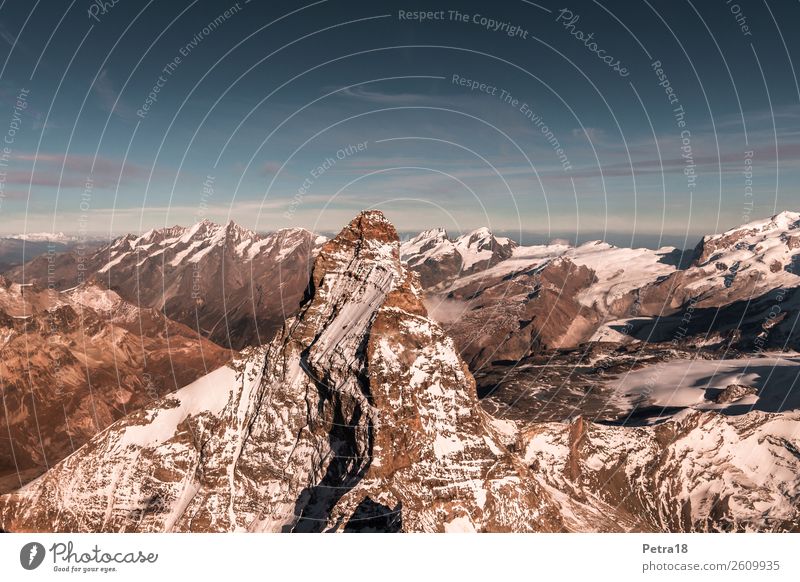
[1,533,798,581]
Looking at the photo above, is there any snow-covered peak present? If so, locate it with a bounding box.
[455,227,514,250]
[317,210,400,269]
[268,226,316,242]
[575,239,613,250]
[179,219,224,243]
[457,226,493,246]
[222,219,257,241]
[244,227,319,262]
[770,209,800,227]
[357,208,395,230]
[565,243,678,308]
[419,227,448,238]
[408,227,449,245]
[700,210,800,249]
[738,210,800,233]
[98,220,270,273]
[143,219,257,248]
[400,228,451,260]
[693,209,800,270]
[130,225,187,247]
[453,227,516,271]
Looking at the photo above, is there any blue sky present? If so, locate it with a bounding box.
[0,0,799,248]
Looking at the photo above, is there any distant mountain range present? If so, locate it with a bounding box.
[4,221,325,350]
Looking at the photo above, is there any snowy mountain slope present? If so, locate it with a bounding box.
[402,229,677,366]
[602,212,800,350]
[639,211,800,314]
[604,356,800,421]
[565,241,678,312]
[523,411,800,532]
[402,228,675,302]
[400,227,517,288]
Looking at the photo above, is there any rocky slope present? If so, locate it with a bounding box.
[4,221,325,350]
[522,410,800,532]
[0,276,230,494]
[0,211,631,533]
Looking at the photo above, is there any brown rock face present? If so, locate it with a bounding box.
[712,384,758,404]
[323,269,566,532]
[692,229,757,266]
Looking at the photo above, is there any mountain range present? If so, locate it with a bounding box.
[1,210,799,531]
[5,220,325,350]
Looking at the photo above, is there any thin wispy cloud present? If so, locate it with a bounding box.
[336,86,445,105]
[0,21,17,47]
[92,69,137,120]
[7,152,149,189]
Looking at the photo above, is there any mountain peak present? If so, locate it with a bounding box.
[312,211,401,293]
[346,209,398,244]
[400,228,450,255]
[464,226,492,239]
[768,210,800,231]
[314,211,399,272]
[412,227,449,241]
[693,209,800,265]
